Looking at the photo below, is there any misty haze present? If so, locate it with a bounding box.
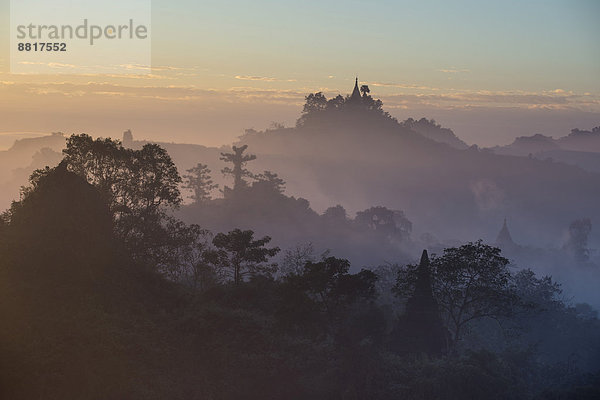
[1,1,599,399]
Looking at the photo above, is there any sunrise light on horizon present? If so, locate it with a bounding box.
[0,0,598,147]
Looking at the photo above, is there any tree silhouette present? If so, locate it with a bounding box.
[183,163,218,202]
[207,229,279,285]
[280,242,315,276]
[355,206,412,239]
[289,257,377,318]
[302,92,328,114]
[63,134,181,217]
[430,241,516,344]
[253,170,286,194]
[322,205,348,225]
[297,83,392,126]
[395,241,516,346]
[326,94,346,110]
[166,224,217,292]
[297,92,329,126]
[220,145,256,193]
[61,134,182,262]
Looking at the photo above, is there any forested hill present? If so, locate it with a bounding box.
[2,131,599,399]
[232,92,600,250]
[1,92,598,252]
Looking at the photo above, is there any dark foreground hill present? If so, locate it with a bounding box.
[2,158,600,399]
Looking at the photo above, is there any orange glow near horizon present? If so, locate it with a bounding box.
[0,0,598,147]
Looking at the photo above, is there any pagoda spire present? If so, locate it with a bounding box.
[496,218,516,249]
[350,77,362,102]
[400,248,447,355]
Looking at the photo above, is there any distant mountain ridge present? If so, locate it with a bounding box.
[399,117,469,150]
[490,127,600,172]
[560,128,600,152]
[0,132,66,210]
[0,95,598,253]
[229,99,599,253]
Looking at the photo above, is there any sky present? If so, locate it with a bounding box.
[0,0,599,148]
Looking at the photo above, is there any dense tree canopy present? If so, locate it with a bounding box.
[355,206,412,240]
[61,134,183,263]
[220,144,256,193]
[396,241,516,344]
[289,257,377,314]
[297,86,390,126]
[208,229,280,285]
[2,134,599,399]
[183,163,218,203]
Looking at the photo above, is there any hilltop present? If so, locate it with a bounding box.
[1,83,598,255]
[228,84,599,253]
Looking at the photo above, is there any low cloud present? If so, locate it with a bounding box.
[369,82,440,91]
[382,90,600,112]
[235,75,297,82]
[1,78,598,113]
[438,68,470,73]
[18,61,81,70]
